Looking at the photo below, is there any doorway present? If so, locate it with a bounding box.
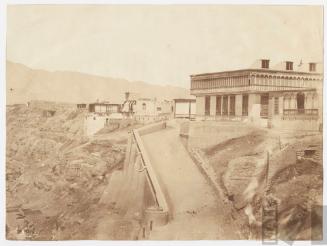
[297,92,305,114]
[260,94,269,118]
[205,96,210,116]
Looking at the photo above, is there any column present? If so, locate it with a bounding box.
[196,96,205,116]
[227,95,230,116]
[220,96,223,116]
[248,94,261,121]
[291,93,297,109]
[210,96,216,117]
[235,94,242,116]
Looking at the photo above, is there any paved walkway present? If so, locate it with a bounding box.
[141,122,239,239]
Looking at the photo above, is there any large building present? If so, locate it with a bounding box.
[190,59,323,130]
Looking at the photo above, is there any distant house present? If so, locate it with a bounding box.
[106,104,121,114]
[77,103,87,110]
[173,99,196,119]
[88,102,121,114]
[121,92,173,123]
[84,100,124,136]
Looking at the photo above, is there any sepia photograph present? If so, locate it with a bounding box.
[4,2,324,243]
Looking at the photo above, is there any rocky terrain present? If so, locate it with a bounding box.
[6,104,323,240]
[6,101,135,240]
[200,126,323,240]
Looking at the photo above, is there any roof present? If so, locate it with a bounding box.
[89,102,121,106]
[190,68,323,78]
[174,98,196,103]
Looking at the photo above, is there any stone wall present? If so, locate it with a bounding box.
[185,121,260,149]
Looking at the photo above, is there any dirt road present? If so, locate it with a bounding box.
[141,122,240,239]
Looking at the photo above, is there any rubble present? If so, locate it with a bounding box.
[6,102,133,240]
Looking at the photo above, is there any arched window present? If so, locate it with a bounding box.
[142,103,146,111]
[297,92,305,114]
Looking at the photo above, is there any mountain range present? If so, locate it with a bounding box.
[6,61,191,105]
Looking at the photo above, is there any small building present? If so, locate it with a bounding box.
[173,99,196,119]
[121,92,173,123]
[84,100,123,136]
[190,59,323,130]
[77,103,87,110]
[88,102,121,115]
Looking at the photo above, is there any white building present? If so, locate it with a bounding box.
[173,99,196,119]
[122,92,173,123]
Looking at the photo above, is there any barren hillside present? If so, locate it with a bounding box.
[6,61,191,105]
[6,102,141,240]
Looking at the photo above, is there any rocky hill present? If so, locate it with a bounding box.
[6,102,139,240]
[6,61,191,105]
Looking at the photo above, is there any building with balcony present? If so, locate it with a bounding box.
[190,59,323,130]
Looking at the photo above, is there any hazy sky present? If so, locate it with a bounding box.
[7,5,323,88]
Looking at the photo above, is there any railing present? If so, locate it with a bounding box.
[131,122,169,225]
[175,113,196,119]
[134,114,172,123]
[283,109,318,115]
[282,109,319,120]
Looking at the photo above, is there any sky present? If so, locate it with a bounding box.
[6,5,323,88]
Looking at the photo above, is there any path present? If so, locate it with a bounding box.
[141,121,239,239]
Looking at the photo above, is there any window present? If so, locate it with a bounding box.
[274,97,279,115]
[260,94,269,118]
[242,95,249,116]
[286,61,293,71]
[157,107,162,111]
[216,96,221,115]
[309,63,316,72]
[261,59,270,69]
[142,103,146,111]
[229,95,236,116]
[205,96,210,116]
